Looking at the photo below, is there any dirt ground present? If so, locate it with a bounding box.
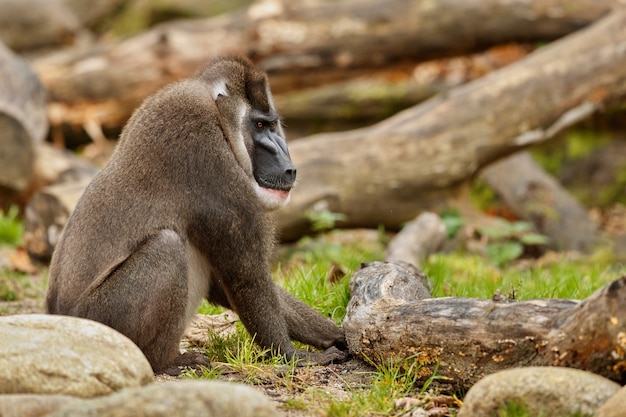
[0,255,382,417]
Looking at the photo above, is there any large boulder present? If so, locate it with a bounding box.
[47,380,278,417]
[0,393,79,417]
[0,314,154,397]
[595,384,626,417]
[458,366,620,417]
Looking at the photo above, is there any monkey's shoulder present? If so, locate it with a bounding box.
[135,79,218,120]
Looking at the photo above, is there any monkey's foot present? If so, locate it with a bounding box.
[158,351,210,376]
[295,346,350,367]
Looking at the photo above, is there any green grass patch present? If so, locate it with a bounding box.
[312,356,427,417]
[0,270,46,302]
[187,228,622,417]
[424,251,624,300]
[0,206,23,247]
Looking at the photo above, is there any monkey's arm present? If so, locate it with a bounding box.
[216,260,348,365]
[276,286,347,350]
[191,209,347,365]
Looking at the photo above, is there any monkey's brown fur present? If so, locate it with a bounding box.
[46,56,347,374]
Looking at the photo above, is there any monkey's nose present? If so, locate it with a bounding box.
[285,168,297,184]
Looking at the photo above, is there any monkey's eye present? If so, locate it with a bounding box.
[256,121,264,130]
[269,121,276,129]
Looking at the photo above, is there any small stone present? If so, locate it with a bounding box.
[0,393,81,417]
[594,384,626,417]
[47,380,279,417]
[0,314,154,397]
[458,366,620,417]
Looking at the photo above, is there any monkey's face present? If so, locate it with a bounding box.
[200,56,297,212]
[249,114,296,211]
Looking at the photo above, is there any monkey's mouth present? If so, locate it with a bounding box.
[256,176,293,199]
[260,186,290,200]
[254,179,293,211]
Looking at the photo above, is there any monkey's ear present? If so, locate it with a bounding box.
[211,80,229,100]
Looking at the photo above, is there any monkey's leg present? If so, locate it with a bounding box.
[71,229,208,375]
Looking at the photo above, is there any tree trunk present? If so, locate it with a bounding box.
[22,9,626,254]
[385,212,447,267]
[275,9,626,241]
[0,42,48,207]
[480,151,599,252]
[23,178,92,263]
[343,261,626,389]
[34,0,620,132]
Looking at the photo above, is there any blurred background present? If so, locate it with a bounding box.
[0,0,625,296]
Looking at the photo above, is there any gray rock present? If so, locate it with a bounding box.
[0,394,81,417]
[0,314,154,397]
[595,384,626,417]
[458,366,620,417]
[47,380,278,417]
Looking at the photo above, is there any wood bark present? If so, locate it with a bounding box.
[275,9,626,241]
[343,261,626,389]
[23,178,92,263]
[0,0,81,52]
[0,42,48,204]
[21,9,626,254]
[0,0,124,52]
[481,151,599,252]
[346,213,626,388]
[385,212,447,268]
[34,0,620,131]
[22,142,98,262]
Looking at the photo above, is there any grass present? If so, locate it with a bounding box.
[182,228,624,417]
[0,206,23,247]
[424,251,623,300]
[0,204,619,416]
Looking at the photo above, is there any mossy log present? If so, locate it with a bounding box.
[275,9,626,241]
[34,0,619,132]
[0,42,48,206]
[343,261,626,389]
[22,10,626,258]
[480,151,599,252]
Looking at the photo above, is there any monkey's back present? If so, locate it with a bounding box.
[46,78,264,314]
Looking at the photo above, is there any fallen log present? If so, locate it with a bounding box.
[480,151,598,252]
[343,261,626,389]
[275,8,626,241]
[34,0,619,132]
[22,9,626,255]
[0,0,124,52]
[23,178,93,263]
[0,42,48,207]
[384,212,447,268]
[346,212,626,388]
[0,0,81,52]
[277,44,534,135]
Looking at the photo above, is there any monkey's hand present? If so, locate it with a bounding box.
[292,346,350,367]
[157,352,210,376]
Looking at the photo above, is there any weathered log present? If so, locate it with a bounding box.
[62,0,127,30]
[480,151,598,252]
[278,44,532,135]
[385,212,447,267]
[34,0,619,131]
[0,42,48,206]
[343,262,626,389]
[31,142,99,188]
[275,9,626,241]
[0,0,126,52]
[0,0,82,52]
[23,178,93,263]
[21,9,626,252]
